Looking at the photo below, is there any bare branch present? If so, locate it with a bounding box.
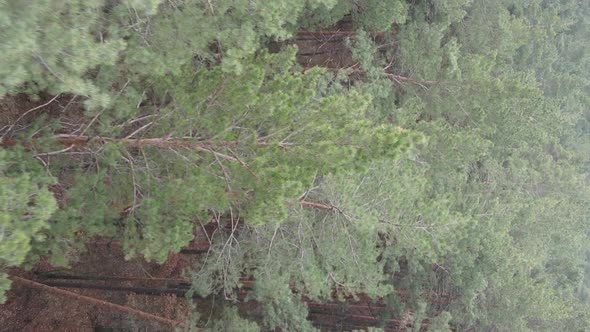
[125,121,154,139]
[33,144,75,157]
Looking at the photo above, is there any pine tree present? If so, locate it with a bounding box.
[22,48,417,267]
[1,0,588,330]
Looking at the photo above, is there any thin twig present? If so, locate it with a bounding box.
[33,144,75,157]
[226,147,258,179]
[213,153,232,192]
[125,121,154,139]
[35,55,64,82]
[123,114,157,126]
[122,152,141,212]
[267,224,280,256]
[60,95,78,113]
[206,0,214,14]
[198,219,212,246]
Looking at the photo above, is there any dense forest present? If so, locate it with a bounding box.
[0,0,589,331]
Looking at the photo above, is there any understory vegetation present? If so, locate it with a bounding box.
[1,0,589,331]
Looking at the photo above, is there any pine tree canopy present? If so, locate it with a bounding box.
[0,0,589,331]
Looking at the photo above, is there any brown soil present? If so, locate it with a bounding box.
[0,238,199,332]
[0,93,86,138]
[294,20,356,69]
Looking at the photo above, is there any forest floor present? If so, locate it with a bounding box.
[0,238,199,332]
[0,94,87,139]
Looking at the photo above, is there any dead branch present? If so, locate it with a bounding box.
[2,135,240,161]
[296,30,388,38]
[299,199,334,210]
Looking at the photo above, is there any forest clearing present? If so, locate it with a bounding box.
[0,1,589,331]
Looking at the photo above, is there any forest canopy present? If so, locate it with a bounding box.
[0,0,589,330]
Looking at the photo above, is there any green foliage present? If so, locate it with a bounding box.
[1,0,588,330]
[0,0,125,107]
[27,48,417,268]
[258,292,318,332]
[0,273,10,304]
[373,0,590,329]
[181,304,260,332]
[0,148,57,302]
[152,48,418,226]
[205,307,261,332]
[353,0,408,30]
[299,0,352,28]
[300,0,408,30]
[1,0,343,115]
